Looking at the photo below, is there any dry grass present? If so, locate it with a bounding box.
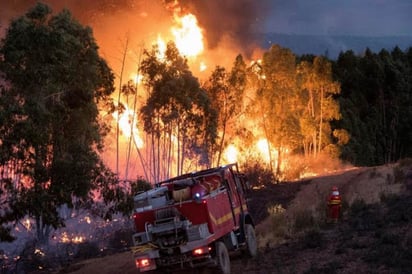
[256,163,408,249]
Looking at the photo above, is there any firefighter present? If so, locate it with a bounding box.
[327,186,342,223]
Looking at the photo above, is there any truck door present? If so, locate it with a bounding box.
[223,167,243,227]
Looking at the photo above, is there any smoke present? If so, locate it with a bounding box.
[0,0,137,23]
[176,0,271,54]
[0,0,270,59]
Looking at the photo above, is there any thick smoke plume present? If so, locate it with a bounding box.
[1,0,270,56]
[173,0,271,54]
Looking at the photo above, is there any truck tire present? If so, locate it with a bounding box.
[215,241,230,274]
[244,224,258,257]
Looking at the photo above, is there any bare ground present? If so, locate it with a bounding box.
[58,163,412,274]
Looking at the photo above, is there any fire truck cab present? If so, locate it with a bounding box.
[131,163,257,274]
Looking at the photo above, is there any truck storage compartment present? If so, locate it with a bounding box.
[134,186,169,212]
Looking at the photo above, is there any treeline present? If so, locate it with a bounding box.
[131,42,412,183]
[134,43,347,182]
[333,47,412,166]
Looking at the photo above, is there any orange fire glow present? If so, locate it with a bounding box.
[130,73,143,85]
[256,138,270,162]
[224,144,238,163]
[103,2,286,179]
[156,34,167,60]
[171,13,204,57]
[152,7,206,72]
[59,231,86,244]
[113,105,144,149]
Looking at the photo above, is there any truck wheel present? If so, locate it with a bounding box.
[244,224,258,257]
[215,241,230,274]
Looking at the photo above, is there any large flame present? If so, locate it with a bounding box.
[113,105,144,149]
[156,34,167,60]
[153,8,206,71]
[256,138,271,162]
[224,144,238,163]
[171,13,204,57]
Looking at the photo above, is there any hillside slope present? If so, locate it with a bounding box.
[60,162,412,274]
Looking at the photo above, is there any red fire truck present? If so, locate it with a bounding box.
[131,163,257,274]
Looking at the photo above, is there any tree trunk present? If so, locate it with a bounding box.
[216,120,226,166]
[36,215,51,245]
[318,86,324,155]
[116,37,129,177]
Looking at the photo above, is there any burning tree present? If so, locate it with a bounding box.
[139,41,217,183]
[258,45,301,177]
[204,54,247,167]
[0,3,115,243]
[297,56,342,158]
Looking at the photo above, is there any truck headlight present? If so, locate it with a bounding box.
[193,192,202,203]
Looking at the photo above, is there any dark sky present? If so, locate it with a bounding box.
[0,0,269,57]
[1,0,411,45]
[0,0,411,68]
[264,0,412,36]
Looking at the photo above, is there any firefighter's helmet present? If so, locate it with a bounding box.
[331,186,340,196]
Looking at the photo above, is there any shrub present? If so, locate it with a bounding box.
[392,165,405,183]
[398,158,412,167]
[16,240,45,273]
[293,209,316,233]
[270,211,290,240]
[256,204,290,247]
[382,194,412,224]
[369,168,380,179]
[349,198,368,216]
[348,199,383,231]
[379,192,399,204]
[131,178,153,193]
[364,232,412,270]
[108,228,134,250]
[301,228,323,249]
[241,161,275,187]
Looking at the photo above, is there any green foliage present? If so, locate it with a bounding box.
[0,3,115,243]
[334,47,412,165]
